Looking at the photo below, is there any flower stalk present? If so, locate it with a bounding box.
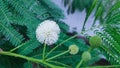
[76,47,92,68]
[46,50,69,61]
[43,43,46,61]
[46,34,78,58]
[0,51,63,68]
[9,42,27,52]
[76,59,83,68]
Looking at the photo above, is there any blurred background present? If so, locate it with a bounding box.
[52,0,100,36]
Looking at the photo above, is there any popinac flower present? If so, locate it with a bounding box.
[82,51,91,62]
[36,20,60,45]
[69,45,79,55]
[89,36,102,48]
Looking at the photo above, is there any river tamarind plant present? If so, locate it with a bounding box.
[0,0,120,68]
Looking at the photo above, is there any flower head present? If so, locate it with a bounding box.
[89,36,102,48]
[36,20,60,45]
[82,51,91,62]
[69,45,79,55]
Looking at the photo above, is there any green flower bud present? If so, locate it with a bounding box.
[69,45,79,55]
[82,51,91,62]
[89,36,102,48]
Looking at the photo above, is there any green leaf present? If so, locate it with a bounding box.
[93,6,103,26]
[0,22,24,46]
[82,0,98,30]
[24,61,33,68]
[107,1,120,16]
[17,39,40,55]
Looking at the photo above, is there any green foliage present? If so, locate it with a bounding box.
[1,0,120,68]
[0,0,101,68]
[24,61,33,68]
[63,0,120,66]
[95,28,120,64]
[0,0,66,67]
[17,39,40,55]
[94,1,120,65]
[0,0,24,46]
[0,55,25,68]
[0,0,65,55]
[62,0,94,14]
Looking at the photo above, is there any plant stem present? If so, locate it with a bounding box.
[46,50,69,61]
[0,51,63,68]
[10,42,26,52]
[45,34,78,58]
[76,59,83,68]
[43,43,46,61]
[76,46,92,68]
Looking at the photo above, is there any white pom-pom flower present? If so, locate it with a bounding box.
[36,20,60,45]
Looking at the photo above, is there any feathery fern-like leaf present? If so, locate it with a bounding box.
[17,39,40,55]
